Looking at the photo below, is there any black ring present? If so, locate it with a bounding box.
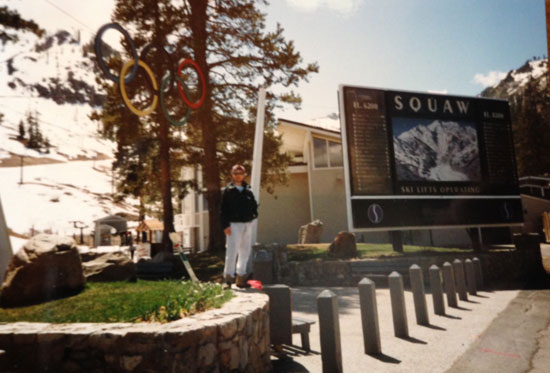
[94,23,139,84]
[139,43,176,93]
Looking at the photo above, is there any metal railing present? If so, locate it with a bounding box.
[519,176,550,199]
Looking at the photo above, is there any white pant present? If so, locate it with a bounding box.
[224,221,253,277]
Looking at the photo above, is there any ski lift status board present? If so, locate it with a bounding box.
[338,85,523,231]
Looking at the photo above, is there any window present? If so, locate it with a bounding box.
[313,137,343,168]
[313,137,328,168]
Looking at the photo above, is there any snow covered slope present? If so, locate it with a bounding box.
[0,27,114,163]
[0,25,138,245]
[0,159,136,248]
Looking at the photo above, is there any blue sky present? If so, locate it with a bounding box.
[8,0,548,123]
[265,0,547,122]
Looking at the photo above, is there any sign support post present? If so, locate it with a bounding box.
[250,86,266,246]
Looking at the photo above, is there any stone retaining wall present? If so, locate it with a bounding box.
[280,247,544,288]
[0,291,271,372]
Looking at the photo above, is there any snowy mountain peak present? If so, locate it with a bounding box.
[393,120,480,182]
[481,59,548,99]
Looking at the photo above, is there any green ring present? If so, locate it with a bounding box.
[160,73,192,127]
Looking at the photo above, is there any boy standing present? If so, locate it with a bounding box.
[221,164,258,288]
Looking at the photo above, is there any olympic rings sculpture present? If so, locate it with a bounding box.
[94,23,206,126]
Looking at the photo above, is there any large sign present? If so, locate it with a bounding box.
[338,85,523,231]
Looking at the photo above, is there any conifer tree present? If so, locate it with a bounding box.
[510,77,550,176]
[94,0,317,252]
[0,6,44,43]
[18,120,25,140]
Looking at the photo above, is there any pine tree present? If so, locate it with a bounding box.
[510,77,550,176]
[95,0,317,252]
[26,111,38,149]
[0,6,44,44]
[44,137,50,154]
[17,120,25,140]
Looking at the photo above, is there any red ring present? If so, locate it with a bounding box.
[176,59,206,109]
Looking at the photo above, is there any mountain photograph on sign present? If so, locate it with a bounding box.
[392,118,481,182]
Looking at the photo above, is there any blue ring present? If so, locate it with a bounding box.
[94,23,139,84]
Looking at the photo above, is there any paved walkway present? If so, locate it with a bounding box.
[449,289,550,373]
[272,246,550,372]
[272,286,519,372]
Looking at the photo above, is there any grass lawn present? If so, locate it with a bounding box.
[0,280,233,323]
[188,251,226,282]
[287,243,472,261]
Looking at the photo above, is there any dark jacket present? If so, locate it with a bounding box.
[220,181,258,229]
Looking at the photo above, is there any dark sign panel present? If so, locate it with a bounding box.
[339,85,523,230]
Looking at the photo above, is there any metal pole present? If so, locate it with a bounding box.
[19,156,23,185]
[250,87,266,246]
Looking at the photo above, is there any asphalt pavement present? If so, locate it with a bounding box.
[272,245,550,373]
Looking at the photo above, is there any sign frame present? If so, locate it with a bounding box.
[338,84,524,232]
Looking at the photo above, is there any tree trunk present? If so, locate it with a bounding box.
[158,112,175,253]
[152,1,174,254]
[189,0,226,252]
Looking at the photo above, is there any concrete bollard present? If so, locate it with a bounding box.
[453,259,468,302]
[388,271,409,338]
[409,264,429,326]
[465,259,477,296]
[442,262,458,308]
[429,265,446,316]
[317,289,343,373]
[263,285,292,346]
[472,257,484,290]
[358,278,382,354]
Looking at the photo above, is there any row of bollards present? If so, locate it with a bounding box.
[315,257,485,372]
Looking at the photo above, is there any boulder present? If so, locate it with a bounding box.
[298,220,324,244]
[82,252,136,282]
[0,234,85,308]
[328,232,358,259]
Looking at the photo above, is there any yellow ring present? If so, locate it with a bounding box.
[119,59,158,116]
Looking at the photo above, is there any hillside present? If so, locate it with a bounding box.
[0,23,138,248]
[0,27,113,164]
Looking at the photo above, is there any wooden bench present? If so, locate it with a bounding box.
[292,317,315,352]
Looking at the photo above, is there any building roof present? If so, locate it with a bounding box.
[278,118,341,136]
[136,219,164,232]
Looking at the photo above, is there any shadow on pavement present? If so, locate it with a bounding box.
[422,323,446,331]
[440,313,462,320]
[463,299,480,304]
[472,294,489,298]
[369,352,401,364]
[397,336,427,344]
[272,358,310,373]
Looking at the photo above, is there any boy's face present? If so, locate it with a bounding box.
[231,170,246,183]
